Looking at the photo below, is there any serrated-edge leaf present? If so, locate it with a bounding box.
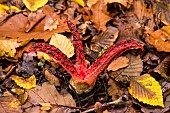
[128,74,164,107]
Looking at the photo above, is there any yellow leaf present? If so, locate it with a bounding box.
[22,0,48,11]
[12,75,36,89]
[71,0,85,7]
[0,4,9,14]
[0,39,19,57]
[128,74,164,107]
[40,103,52,111]
[11,88,25,95]
[49,33,74,58]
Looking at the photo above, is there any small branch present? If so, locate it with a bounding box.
[81,95,129,113]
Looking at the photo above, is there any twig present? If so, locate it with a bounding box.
[81,95,128,113]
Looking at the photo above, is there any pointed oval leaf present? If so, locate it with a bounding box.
[128,74,164,107]
[49,33,74,58]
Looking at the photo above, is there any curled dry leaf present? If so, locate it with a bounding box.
[23,0,48,11]
[91,26,119,52]
[49,33,74,58]
[107,56,129,71]
[90,0,111,31]
[145,26,170,52]
[0,39,19,58]
[154,56,170,81]
[11,75,36,90]
[44,69,60,86]
[128,74,164,107]
[109,55,143,79]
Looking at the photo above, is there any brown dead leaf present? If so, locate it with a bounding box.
[0,6,79,42]
[110,55,143,79]
[90,0,111,31]
[0,91,22,113]
[154,56,170,81]
[107,56,129,71]
[154,1,170,25]
[108,79,122,101]
[25,11,45,32]
[91,26,119,52]
[25,82,76,112]
[145,26,170,52]
[133,0,155,30]
[44,69,60,86]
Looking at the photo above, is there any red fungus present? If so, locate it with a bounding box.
[29,21,144,92]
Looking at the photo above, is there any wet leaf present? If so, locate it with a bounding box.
[107,56,129,71]
[0,39,19,58]
[91,26,119,52]
[49,33,74,58]
[12,75,36,89]
[23,0,48,11]
[128,74,164,107]
[145,26,170,52]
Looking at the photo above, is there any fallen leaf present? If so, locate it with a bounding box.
[0,6,79,42]
[110,55,143,78]
[145,26,170,52]
[49,33,74,58]
[133,0,155,30]
[154,56,170,81]
[18,92,28,105]
[23,0,48,11]
[107,56,129,71]
[0,39,19,58]
[0,91,22,113]
[71,0,85,7]
[154,1,170,25]
[91,26,119,52]
[39,103,52,111]
[12,75,36,89]
[107,79,122,101]
[90,0,111,31]
[128,74,164,107]
[87,0,98,7]
[44,69,60,86]
[25,82,76,112]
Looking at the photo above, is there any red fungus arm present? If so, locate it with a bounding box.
[66,20,87,71]
[29,43,79,78]
[85,40,144,85]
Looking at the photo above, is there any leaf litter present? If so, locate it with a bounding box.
[0,0,170,112]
